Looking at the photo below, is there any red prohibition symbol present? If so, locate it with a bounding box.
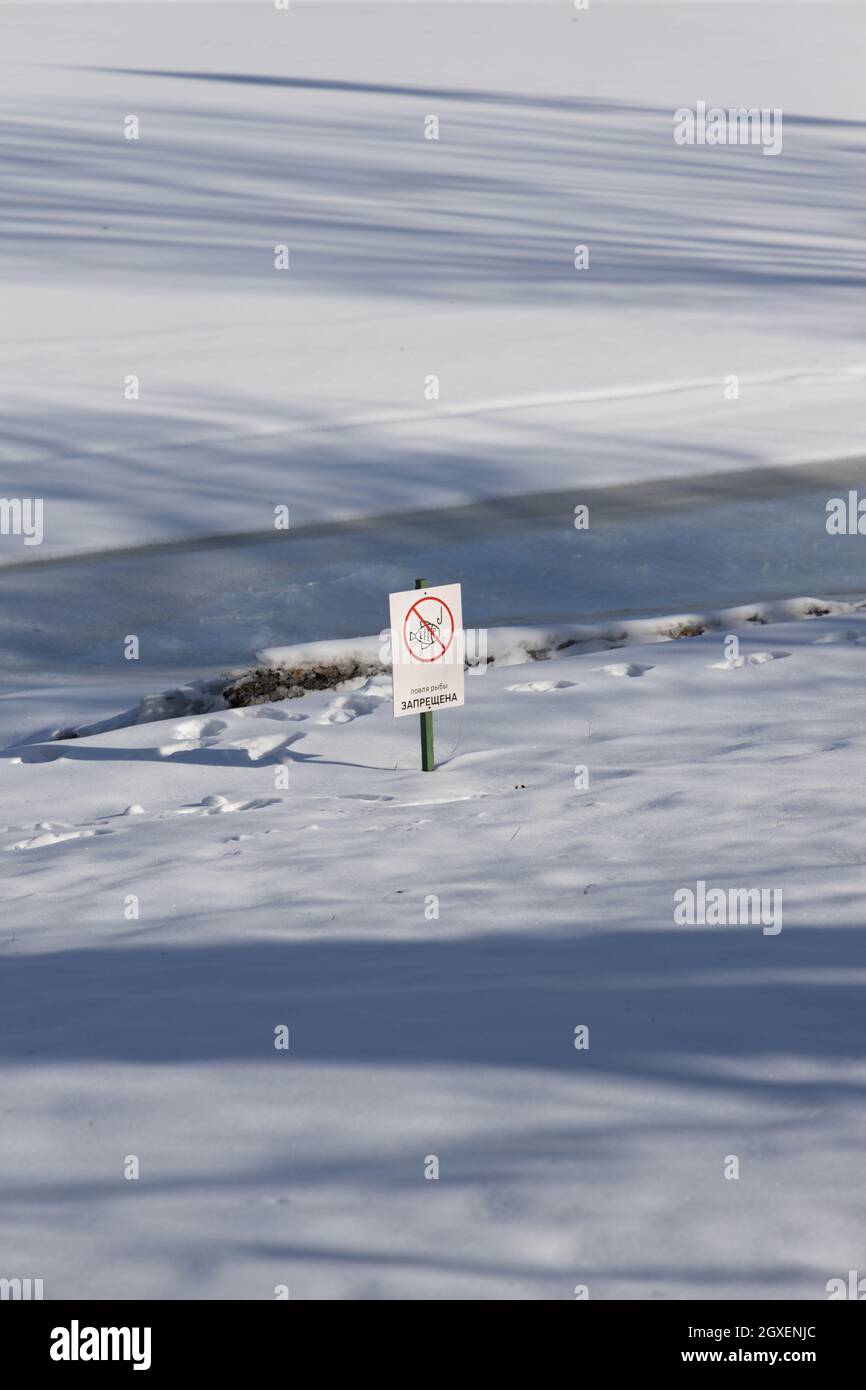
[403,595,455,663]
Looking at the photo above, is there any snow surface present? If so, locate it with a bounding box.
[1,1,866,561]
[2,610,866,1300]
[2,0,866,1302]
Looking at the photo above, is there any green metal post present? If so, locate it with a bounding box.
[415,577,435,771]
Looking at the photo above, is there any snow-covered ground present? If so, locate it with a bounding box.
[3,610,866,1299]
[2,0,866,1301]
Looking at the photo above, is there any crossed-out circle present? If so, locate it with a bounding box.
[403,595,455,663]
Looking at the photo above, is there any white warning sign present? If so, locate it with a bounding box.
[388,583,465,718]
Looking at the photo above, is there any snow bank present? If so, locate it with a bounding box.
[43,594,852,742]
[259,594,852,673]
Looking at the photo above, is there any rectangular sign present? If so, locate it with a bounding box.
[389,583,465,718]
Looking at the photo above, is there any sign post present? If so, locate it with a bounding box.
[388,579,465,772]
[415,579,436,772]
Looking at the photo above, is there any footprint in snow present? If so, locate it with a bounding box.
[9,744,65,764]
[225,733,301,763]
[334,793,396,803]
[159,732,302,764]
[160,717,228,755]
[598,662,654,678]
[172,718,227,741]
[7,827,112,851]
[506,680,578,693]
[175,794,283,816]
[317,691,390,724]
[708,651,790,670]
[240,705,307,721]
